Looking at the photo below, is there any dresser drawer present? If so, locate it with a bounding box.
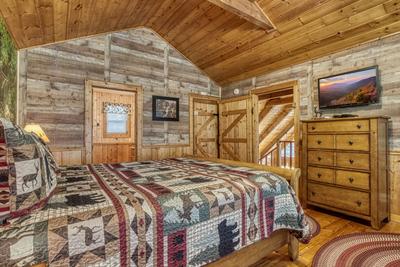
[308,183,370,215]
[308,151,334,166]
[336,170,370,190]
[308,167,334,183]
[336,134,370,151]
[336,152,370,170]
[308,120,370,133]
[308,135,334,149]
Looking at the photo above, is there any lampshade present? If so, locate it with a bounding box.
[24,124,50,143]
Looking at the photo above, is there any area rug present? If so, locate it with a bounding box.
[312,232,400,267]
[305,214,321,238]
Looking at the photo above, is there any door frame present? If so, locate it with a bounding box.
[84,80,143,164]
[249,80,300,167]
[189,93,220,158]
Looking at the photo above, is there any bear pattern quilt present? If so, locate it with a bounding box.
[0,158,311,267]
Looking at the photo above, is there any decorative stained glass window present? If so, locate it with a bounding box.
[103,102,131,136]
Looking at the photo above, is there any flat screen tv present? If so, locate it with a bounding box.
[318,66,379,109]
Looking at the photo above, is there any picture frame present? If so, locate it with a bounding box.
[152,95,179,121]
[317,66,379,109]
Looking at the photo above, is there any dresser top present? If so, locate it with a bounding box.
[301,116,390,122]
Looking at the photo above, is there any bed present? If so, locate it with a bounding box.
[0,157,310,267]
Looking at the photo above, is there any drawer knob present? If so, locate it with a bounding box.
[317,140,322,145]
[311,192,316,196]
[356,201,362,207]
[348,141,354,145]
[357,124,362,129]
[317,173,322,178]
[311,126,316,130]
[349,177,354,183]
[317,157,322,161]
[349,159,354,164]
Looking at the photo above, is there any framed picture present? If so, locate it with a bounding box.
[152,96,179,121]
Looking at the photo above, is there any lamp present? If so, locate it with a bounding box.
[24,124,50,143]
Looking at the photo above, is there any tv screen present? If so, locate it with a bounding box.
[318,66,379,109]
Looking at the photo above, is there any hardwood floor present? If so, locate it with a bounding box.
[253,209,400,267]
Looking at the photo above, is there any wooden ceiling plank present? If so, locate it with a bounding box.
[258,104,273,123]
[163,2,215,41]
[178,14,243,53]
[208,0,389,74]
[207,0,275,30]
[208,1,392,82]
[259,105,292,143]
[216,0,388,64]
[198,0,357,68]
[221,10,400,83]
[34,0,54,44]
[151,0,188,32]
[52,0,68,42]
[116,0,141,29]
[260,120,294,157]
[0,0,26,48]
[157,0,203,37]
[186,21,254,60]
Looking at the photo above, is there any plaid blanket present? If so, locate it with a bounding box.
[0,158,310,266]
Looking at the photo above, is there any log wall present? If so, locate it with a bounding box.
[18,28,220,164]
[222,33,400,220]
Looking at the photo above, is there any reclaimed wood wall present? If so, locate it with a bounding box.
[18,28,220,164]
[222,33,400,219]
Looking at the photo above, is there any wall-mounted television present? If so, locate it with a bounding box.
[318,66,379,109]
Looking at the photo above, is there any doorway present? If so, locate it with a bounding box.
[250,81,300,168]
[85,80,143,164]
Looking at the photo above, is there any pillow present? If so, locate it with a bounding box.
[0,118,59,225]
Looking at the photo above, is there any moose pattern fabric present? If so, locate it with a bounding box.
[0,119,58,224]
[0,158,311,266]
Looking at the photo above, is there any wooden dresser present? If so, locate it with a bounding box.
[301,117,389,229]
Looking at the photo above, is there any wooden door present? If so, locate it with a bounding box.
[219,95,258,163]
[92,88,136,163]
[192,97,219,158]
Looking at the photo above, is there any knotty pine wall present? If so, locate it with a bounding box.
[18,28,220,165]
[222,33,400,220]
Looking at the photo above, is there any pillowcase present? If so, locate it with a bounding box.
[0,118,59,225]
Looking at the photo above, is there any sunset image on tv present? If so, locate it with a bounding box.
[319,68,378,108]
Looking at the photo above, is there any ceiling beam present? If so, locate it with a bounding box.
[260,120,294,158]
[207,0,274,30]
[259,105,292,143]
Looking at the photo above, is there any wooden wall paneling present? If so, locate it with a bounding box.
[17,50,27,125]
[389,151,400,222]
[17,28,219,164]
[51,146,85,166]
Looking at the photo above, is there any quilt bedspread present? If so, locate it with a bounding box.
[0,158,311,267]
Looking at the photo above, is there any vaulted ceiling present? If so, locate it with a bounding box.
[1,0,400,85]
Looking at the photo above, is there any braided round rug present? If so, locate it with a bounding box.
[305,214,320,238]
[312,232,400,267]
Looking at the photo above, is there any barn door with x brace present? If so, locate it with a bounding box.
[191,95,220,158]
[219,95,259,163]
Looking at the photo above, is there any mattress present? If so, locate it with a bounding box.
[0,158,311,266]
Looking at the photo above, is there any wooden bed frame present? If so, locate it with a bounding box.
[32,158,301,267]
